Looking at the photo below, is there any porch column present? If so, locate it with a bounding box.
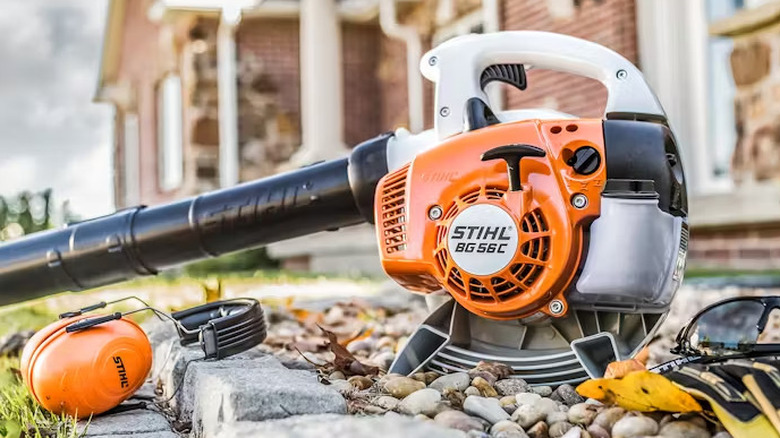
[293,0,347,165]
[217,10,240,187]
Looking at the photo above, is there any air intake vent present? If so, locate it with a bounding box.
[435,185,550,305]
[378,164,410,254]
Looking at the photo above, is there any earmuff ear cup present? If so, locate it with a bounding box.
[22,316,152,418]
[21,316,82,390]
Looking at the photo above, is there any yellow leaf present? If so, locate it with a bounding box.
[577,370,702,412]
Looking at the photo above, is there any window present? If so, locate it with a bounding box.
[706,0,741,181]
[157,75,184,191]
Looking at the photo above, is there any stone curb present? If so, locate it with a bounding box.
[213,414,468,438]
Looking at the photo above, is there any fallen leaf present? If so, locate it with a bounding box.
[318,325,379,376]
[341,328,374,347]
[577,370,702,412]
[604,359,646,379]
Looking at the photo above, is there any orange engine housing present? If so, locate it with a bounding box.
[376,119,607,320]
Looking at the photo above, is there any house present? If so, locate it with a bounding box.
[95,0,779,275]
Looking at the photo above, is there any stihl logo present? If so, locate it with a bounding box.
[451,226,512,254]
[113,356,129,388]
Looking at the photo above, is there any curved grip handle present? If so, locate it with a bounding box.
[420,31,665,140]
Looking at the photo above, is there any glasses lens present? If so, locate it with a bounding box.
[688,299,764,355]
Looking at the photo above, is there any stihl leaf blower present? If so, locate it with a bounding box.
[0,31,687,385]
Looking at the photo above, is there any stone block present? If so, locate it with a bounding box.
[212,414,467,438]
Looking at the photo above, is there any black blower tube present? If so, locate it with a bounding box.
[0,133,392,306]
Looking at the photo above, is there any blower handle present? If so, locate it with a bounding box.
[0,133,392,306]
[421,31,666,140]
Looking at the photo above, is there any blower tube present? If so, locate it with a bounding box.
[0,133,392,306]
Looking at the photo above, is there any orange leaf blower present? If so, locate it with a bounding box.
[1,32,687,388]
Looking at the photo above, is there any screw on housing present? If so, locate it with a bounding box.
[549,299,565,315]
[571,193,588,209]
[428,205,443,220]
[428,56,437,66]
[440,107,450,117]
[616,69,628,80]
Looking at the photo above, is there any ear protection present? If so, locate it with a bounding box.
[20,297,266,418]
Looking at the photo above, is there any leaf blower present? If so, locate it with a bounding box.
[0,31,687,387]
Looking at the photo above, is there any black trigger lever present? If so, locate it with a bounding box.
[480,64,527,91]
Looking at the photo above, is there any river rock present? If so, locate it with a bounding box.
[329,371,346,380]
[659,421,711,438]
[442,388,466,408]
[491,420,529,438]
[495,378,531,396]
[567,403,597,426]
[398,389,442,416]
[537,398,559,416]
[348,376,373,390]
[472,376,498,397]
[434,410,484,433]
[612,415,659,438]
[465,386,481,396]
[547,411,568,425]
[373,395,400,411]
[551,384,585,406]
[512,404,546,429]
[371,351,395,370]
[464,395,511,424]
[526,421,549,438]
[531,386,553,397]
[515,392,542,406]
[593,406,625,430]
[430,372,471,392]
[384,377,426,398]
[549,421,573,438]
[586,424,610,438]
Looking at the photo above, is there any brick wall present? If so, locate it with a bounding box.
[501,0,638,118]
[689,226,780,270]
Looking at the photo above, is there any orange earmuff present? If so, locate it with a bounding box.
[20,315,152,418]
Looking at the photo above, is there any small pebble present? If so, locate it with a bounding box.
[549,421,573,438]
[469,361,513,380]
[659,421,711,438]
[495,378,531,396]
[442,388,466,408]
[469,369,499,386]
[515,392,542,405]
[384,376,426,398]
[567,403,597,426]
[376,336,395,350]
[495,432,530,438]
[347,375,373,390]
[397,388,442,416]
[499,395,517,406]
[561,428,582,438]
[593,407,625,430]
[346,338,375,354]
[491,420,527,436]
[328,379,352,392]
[512,404,546,429]
[467,431,491,438]
[430,372,471,392]
[411,372,428,383]
[537,398,559,416]
[547,411,568,424]
[712,433,732,438]
[463,395,511,424]
[472,376,498,397]
[526,421,549,438]
[328,371,346,380]
[465,386,481,396]
[531,385,553,397]
[434,410,485,433]
[371,351,395,370]
[414,413,432,422]
[424,371,440,384]
[587,424,610,438]
[372,395,399,410]
[551,384,585,406]
[612,415,659,438]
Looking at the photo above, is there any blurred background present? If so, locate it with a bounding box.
[1,0,775,279]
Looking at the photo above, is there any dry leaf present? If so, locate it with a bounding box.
[604,359,646,379]
[577,370,702,412]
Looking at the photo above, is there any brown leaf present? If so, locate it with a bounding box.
[319,325,379,377]
[604,359,646,379]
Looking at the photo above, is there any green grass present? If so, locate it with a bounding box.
[0,357,81,438]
